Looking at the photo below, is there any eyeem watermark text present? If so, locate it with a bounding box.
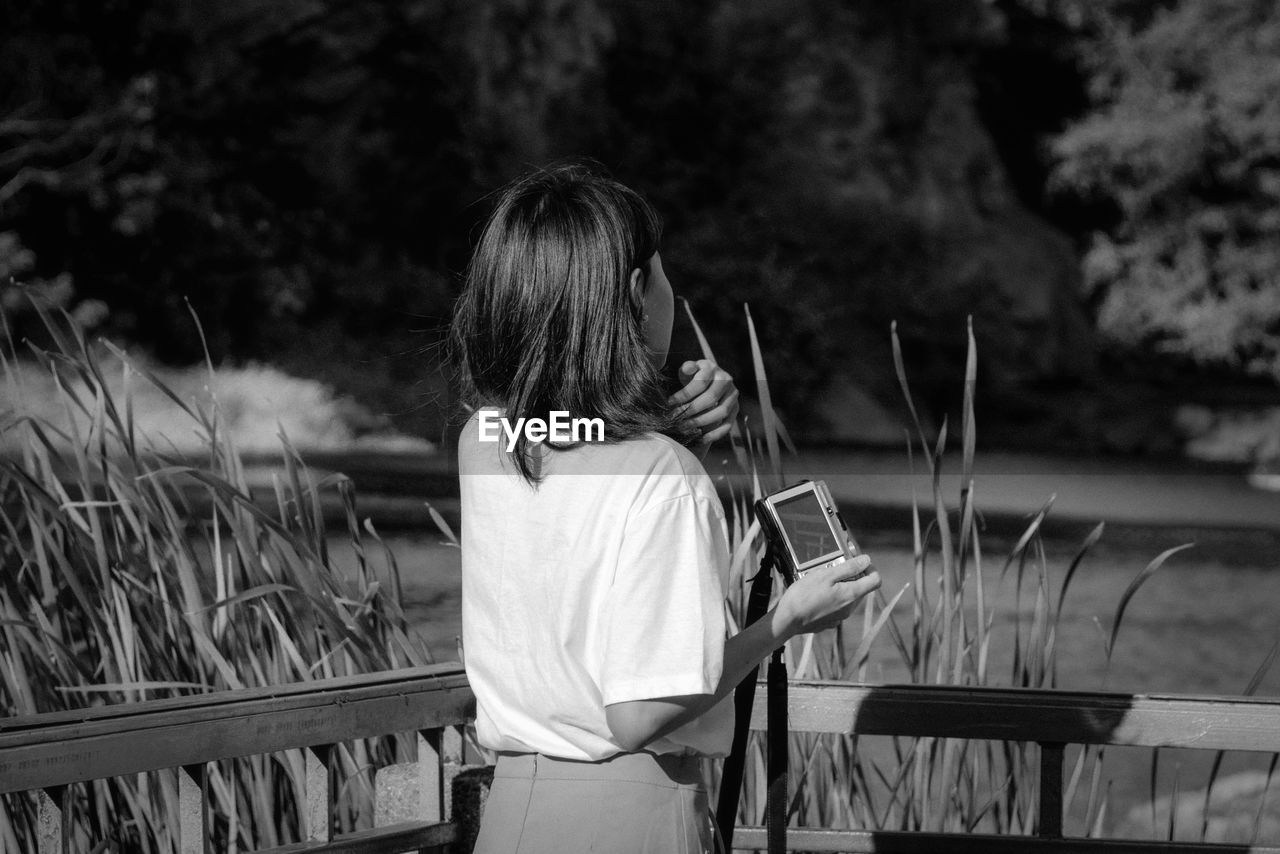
[477,410,605,451]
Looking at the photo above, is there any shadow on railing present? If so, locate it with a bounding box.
[737,682,1280,853]
[5,670,1280,853]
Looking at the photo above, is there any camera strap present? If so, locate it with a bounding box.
[715,549,788,854]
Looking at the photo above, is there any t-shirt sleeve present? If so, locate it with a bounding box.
[599,491,729,706]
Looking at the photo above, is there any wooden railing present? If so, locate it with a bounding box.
[0,663,475,854]
[6,668,1280,852]
[736,682,1280,853]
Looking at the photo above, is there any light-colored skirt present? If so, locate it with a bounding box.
[472,750,717,854]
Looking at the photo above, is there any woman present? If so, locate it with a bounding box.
[450,160,879,853]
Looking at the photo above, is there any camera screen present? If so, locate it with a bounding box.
[774,492,842,566]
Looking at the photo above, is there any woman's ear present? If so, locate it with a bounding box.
[628,266,646,317]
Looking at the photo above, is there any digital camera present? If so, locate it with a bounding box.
[754,479,860,586]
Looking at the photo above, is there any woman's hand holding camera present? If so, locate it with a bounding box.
[774,554,880,636]
[669,359,740,448]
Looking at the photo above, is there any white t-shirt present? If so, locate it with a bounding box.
[458,409,735,760]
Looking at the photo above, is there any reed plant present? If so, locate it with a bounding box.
[693,304,1280,845]
[3,296,1275,850]
[0,306,431,852]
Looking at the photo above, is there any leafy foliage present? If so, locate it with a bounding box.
[1051,0,1280,379]
[1,0,475,361]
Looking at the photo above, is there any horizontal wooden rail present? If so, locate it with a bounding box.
[739,680,1280,854]
[0,662,469,735]
[9,672,1280,852]
[0,663,476,854]
[749,681,1280,752]
[258,820,456,854]
[733,827,1280,853]
[0,662,472,792]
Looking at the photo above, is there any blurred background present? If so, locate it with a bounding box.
[4,0,1278,465]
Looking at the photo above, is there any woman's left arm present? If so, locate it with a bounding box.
[669,359,740,455]
[605,557,880,751]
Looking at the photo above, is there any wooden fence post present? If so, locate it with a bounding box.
[36,785,65,854]
[1038,742,1065,838]
[306,744,333,842]
[418,730,443,824]
[178,764,207,854]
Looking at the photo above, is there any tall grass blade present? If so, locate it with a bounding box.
[423,501,459,546]
[1063,745,1087,828]
[1107,543,1195,659]
[1251,753,1279,846]
[55,680,213,695]
[1199,638,1280,840]
[960,317,976,485]
[889,321,934,472]
[1000,497,1055,582]
[1167,762,1181,841]
[1150,748,1161,836]
[743,305,781,488]
[1090,783,1111,838]
[1053,522,1105,634]
[842,584,911,678]
[363,518,406,617]
[198,584,298,614]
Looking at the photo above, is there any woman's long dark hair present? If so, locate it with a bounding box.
[450,160,697,484]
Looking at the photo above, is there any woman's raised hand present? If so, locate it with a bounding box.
[668,358,740,446]
[774,555,880,637]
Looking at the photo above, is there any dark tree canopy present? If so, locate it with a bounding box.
[6,0,1268,448]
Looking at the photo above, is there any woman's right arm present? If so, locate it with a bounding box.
[604,555,879,752]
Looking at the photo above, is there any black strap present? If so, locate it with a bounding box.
[716,551,788,853]
[766,648,788,854]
